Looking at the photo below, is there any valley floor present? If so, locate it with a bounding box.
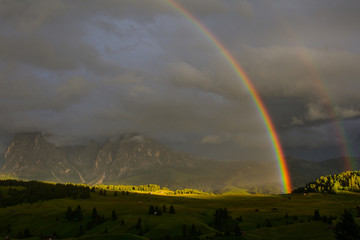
[1,191,359,240]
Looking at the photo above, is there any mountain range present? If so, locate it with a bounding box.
[0,132,358,193]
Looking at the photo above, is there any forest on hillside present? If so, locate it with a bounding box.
[294,171,360,193]
[0,180,212,208]
[0,180,91,207]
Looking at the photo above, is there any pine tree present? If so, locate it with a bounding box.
[169,205,175,214]
[182,224,186,239]
[334,209,360,240]
[136,217,142,231]
[66,206,74,220]
[236,216,243,222]
[92,207,98,221]
[75,205,83,220]
[112,210,117,221]
[149,205,155,215]
[266,219,272,227]
[314,209,321,221]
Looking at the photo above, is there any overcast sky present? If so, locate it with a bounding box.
[0,0,359,162]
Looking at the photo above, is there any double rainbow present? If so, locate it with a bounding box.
[270,3,356,171]
[164,0,292,193]
[295,47,355,171]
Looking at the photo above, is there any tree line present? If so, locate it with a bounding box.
[95,184,210,195]
[0,179,90,207]
[294,171,360,193]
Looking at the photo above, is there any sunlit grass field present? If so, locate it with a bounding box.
[1,189,360,240]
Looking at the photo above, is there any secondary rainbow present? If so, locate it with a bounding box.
[266,2,356,171]
[295,47,355,170]
[273,14,356,170]
[164,0,292,193]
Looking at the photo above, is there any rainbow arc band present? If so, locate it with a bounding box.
[271,4,355,171]
[164,0,292,193]
[295,47,355,171]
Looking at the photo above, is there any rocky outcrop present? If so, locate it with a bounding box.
[2,132,83,182]
[1,132,198,185]
[2,132,351,193]
[90,133,192,184]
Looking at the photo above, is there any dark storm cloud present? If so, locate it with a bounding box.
[241,46,360,120]
[0,0,359,161]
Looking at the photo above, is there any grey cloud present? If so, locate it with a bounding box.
[0,71,94,113]
[0,35,120,74]
[304,102,360,122]
[165,61,250,102]
[241,46,360,122]
[281,124,337,149]
[289,117,304,126]
[0,0,69,34]
[0,36,76,70]
[0,0,359,162]
[56,77,93,104]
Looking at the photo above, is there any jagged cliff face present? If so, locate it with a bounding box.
[1,132,195,185]
[91,134,193,184]
[3,132,350,193]
[2,133,85,182]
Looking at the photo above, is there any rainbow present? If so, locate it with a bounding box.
[265,2,356,171]
[295,47,355,171]
[164,0,292,193]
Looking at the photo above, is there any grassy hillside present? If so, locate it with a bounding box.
[1,185,360,239]
[294,171,360,193]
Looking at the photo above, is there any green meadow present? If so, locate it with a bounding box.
[1,188,360,240]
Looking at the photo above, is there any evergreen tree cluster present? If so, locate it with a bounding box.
[15,228,32,239]
[136,217,143,235]
[334,209,360,240]
[174,189,207,195]
[182,224,201,240]
[64,206,119,236]
[99,189,106,196]
[112,210,117,221]
[312,209,336,224]
[0,180,90,207]
[86,207,106,230]
[294,171,360,193]
[148,205,175,215]
[213,208,241,236]
[66,205,83,221]
[95,184,209,195]
[97,184,163,192]
[148,205,162,216]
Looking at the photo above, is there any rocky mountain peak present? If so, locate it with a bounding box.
[0,132,350,193]
[5,132,52,159]
[13,132,49,145]
[1,132,194,185]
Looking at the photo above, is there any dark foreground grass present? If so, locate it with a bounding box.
[1,190,359,240]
